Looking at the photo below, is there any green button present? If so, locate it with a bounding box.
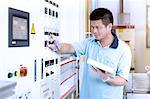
[8,72,13,78]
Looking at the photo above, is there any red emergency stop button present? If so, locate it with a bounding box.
[20,67,28,77]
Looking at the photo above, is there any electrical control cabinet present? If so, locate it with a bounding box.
[0,0,79,99]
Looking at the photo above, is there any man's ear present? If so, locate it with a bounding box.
[107,23,113,30]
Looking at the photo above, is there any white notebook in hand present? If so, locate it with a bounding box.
[87,59,114,74]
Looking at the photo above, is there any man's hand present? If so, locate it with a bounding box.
[91,66,114,82]
[47,35,60,52]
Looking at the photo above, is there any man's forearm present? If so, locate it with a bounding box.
[106,76,127,86]
[59,43,75,54]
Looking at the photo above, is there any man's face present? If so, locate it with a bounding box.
[90,19,112,41]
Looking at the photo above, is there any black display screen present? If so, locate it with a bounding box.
[9,7,29,47]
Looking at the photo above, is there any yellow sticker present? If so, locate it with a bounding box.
[31,23,36,34]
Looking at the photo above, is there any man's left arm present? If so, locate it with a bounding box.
[94,45,132,86]
[93,67,127,86]
[106,76,127,86]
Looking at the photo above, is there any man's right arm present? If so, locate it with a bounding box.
[59,43,75,54]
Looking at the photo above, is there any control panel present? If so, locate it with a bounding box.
[0,0,80,99]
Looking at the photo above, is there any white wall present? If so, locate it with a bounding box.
[90,0,119,24]
[60,0,86,43]
[124,0,147,72]
[91,0,150,72]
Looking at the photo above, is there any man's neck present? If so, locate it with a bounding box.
[99,33,114,47]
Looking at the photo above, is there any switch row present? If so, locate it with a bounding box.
[45,58,58,67]
[44,7,58,18]
[44,31,59,36]
[44,0,59,8]
[8,67,28,78]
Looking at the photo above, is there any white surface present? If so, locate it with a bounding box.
[0,80,17,99]
[0,80,16,91]
[87,59,114,74]
[0,0,84,98]
[60,74,76,98]
[127,93,150,99]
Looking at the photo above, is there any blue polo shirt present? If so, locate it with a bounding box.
[72,33,132,99]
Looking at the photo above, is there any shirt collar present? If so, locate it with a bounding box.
[94,30,118,49]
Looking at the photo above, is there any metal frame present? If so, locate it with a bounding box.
[146,6,150,48]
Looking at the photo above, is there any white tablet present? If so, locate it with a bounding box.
[87,59,114,74]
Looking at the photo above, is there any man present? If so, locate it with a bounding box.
[48,8,131,99]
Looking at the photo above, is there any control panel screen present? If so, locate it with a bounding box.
[12,16,28,40]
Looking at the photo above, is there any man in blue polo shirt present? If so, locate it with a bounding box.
[48,8,131,99]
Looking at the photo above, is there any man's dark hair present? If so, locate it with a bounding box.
[90,8,113,27]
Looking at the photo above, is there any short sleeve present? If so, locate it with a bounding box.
[72,39,89,57]
[116,46,132,81]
